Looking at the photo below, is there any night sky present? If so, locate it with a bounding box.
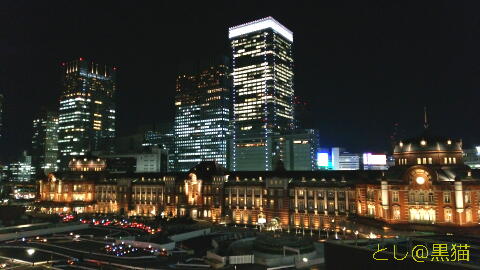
[1,0,480,161]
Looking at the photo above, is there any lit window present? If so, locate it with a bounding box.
[367,204,375,216]
[444,208,452,222]
[393,205,401,220]
[409,192,415,202]
[443,192,451,203]
[392,191,399,202]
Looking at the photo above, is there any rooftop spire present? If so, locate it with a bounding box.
[424,106,429,130]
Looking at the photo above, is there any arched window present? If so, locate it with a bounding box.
[367,204,375,216]
[419,192,425,203]
[393,205,401,220]
[409,191,415,203]
[409,208,420,221]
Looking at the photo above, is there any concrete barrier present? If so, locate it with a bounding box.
[30,242,157,260]
[206,250,226,264]
[0,245,74,260]
[254,250,318,267]
[0,223,89,242]
[168,228,211,242]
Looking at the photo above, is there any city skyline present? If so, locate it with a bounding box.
[2,1,480,161]
[0,3,479,269]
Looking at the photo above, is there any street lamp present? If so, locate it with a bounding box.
[342,227,346,239]
[331,218,335,238]
[302,257,308,263]
[354,230,359,245]
[26,248,35,266]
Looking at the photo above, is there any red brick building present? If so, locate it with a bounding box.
[356,132,480,226]
[36,133,480,230]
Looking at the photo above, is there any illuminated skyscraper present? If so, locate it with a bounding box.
[229,17,294,171]
[8,151,34,182]
[58,58,116,169]
[174,56,231,172]
[31,110,59,176]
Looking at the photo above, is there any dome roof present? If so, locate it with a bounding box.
[394,130,462,154]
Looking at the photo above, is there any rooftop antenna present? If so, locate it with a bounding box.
[424,106,429,130]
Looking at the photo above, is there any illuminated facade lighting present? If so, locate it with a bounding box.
[230,17,294,171]
[58,58,116,170]
[173,56,232,172]
[229,17,293,42]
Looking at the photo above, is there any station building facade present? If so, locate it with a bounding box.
[357,134,480,226]
[36,132,480,229]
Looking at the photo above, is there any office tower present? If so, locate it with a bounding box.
[229,17,294,171]
[102,146,168,173]
[362,152,388,170]
[273,129,319,171]
[143,124,175,172]
[174,56,231,172]
[58,58,116,169]
[8,151,34,182]
[0,94,3,140]
[31,110,59,176]
[331,147,361,170]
